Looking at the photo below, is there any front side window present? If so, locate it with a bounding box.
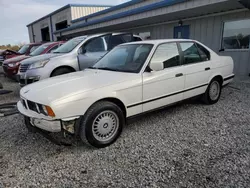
[84,37,106,52]
[222,19,250,50]
[151,43,180,69]
[92,44,153,73]
[54,36,87,53]
[180,42,201,65]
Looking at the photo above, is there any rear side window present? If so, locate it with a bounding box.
[30,46,39,53]
[151,43,180,69]
[133,36,142,41]
[196,43,210,61]
[48,45,59,53]
[109,36,124,49]
[180,42,201,65]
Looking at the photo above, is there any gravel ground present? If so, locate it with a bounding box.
[0,66,250,188]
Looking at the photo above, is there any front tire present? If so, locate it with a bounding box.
[79,101,124,148]
[24,116,36,133]
[203,78,222,104]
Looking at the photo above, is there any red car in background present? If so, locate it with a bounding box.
[0,43,43,65]
[2,41,64,79]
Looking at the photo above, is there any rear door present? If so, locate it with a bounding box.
[179,42,212,99]
[78,34,111,70]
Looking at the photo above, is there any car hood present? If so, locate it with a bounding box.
[20,69,137,105]
[20,53,64,65]
[3,55,28,64]
[0,49,19,56]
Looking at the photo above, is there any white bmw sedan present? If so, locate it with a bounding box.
[18,39,234,148]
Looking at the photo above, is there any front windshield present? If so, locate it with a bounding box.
[92,44,153,73]
[18,45,29,54]
[53,37,86,53]
[30,43,52,56]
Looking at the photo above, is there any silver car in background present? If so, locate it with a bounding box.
[18,33,142,87]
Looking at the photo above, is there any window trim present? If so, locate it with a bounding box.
[220,19,250,51]
[195,42,210,61]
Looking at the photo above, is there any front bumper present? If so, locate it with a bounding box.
[2,64,19,78]
[17,74,40,87]
[17,67,49,86]
[17,101,61,132]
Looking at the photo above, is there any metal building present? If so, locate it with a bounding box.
[27,4,111,43]
[53,0,250,76]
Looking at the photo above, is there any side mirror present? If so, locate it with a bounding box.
[219,49,225,52]
[149,61,164,71]
[78,48,86,55]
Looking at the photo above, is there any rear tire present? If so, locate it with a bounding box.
[203,78,222,105]
[51,68,73,77]
[79,101,124,148]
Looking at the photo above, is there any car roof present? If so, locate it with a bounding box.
[72,33,142,41]
[121,39,196,45]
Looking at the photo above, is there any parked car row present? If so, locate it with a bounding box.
[16,35,235,148]
[17,33,141,86]
[0,44,41,66]
[2,41,64,79]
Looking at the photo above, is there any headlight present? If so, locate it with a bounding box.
[38,104,55,117]
[28,59,50,70]
[8,62,20,67]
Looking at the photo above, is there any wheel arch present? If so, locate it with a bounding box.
[208,74,223,86]
[74,97,127,136]
[94,97,127,118]
[50,66,76,77]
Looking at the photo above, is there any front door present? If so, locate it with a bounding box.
[78,35,110,70]
[179,42,212,99]
[142,42,185,112]
[174,25,190,39]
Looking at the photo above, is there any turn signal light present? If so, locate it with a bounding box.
[45,106,55,117]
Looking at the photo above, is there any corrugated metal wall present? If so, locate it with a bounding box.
[131,10,250,75]
[31,17,50,42]
[51,8,72,40]
[27,26,33,43]
[87,0,162,22]
[71,7,110,20]
[62,0,230,36]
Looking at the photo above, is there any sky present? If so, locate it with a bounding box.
[0,0,128,45]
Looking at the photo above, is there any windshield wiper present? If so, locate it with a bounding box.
[87,66,98,69]
[53,51,64,54]
[97,67,121,72]
[88,67,134,73]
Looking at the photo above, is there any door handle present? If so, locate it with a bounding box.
[175,73,183,77]
[205,67,210,71]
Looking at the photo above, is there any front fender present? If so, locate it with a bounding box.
[51,90,126,120]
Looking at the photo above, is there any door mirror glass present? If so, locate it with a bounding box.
[149,61,164,71]
[78,48,86,55]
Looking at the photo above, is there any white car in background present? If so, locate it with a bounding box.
[17,33,142,87]
[18,39,234,148]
